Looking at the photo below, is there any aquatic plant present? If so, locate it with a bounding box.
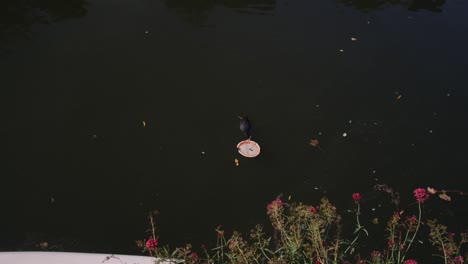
[137,186,467,263]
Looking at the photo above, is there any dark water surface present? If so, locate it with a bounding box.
[1,0,468,256]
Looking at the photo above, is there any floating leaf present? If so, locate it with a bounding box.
[372,218,379,224]
[309,139,319,147]
[351,37,358,41]
[396,95,402,100]
[234,158,239,166]
[438,193,451,202]
[142,121,146,127]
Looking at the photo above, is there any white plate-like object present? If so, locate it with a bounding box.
[237,140,260,158]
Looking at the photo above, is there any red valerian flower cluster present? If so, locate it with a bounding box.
[406,215,417,225]
[310,206,317,214]
[267,198,283,210]
[352,193,361,203]
[145,238,158,250]
[370,251,381,261]
[404,259,418,264]
[413,188,429,203]
[216,225,224,238]
[455,256,464,264]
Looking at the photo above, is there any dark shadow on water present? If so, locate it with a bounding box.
[0,0,88,43]
[338,0,446,12]
[164,0,276,25]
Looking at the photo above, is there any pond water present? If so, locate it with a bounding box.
[1,0,468,257]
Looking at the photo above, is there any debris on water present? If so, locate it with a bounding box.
[234,158,239,166]
[372,218,379,224]
[372,170,376,174]
[142,121,146,127]
[343,132,347,137]
[145,30,149,34]
[429,130,433,134]
[339,49,344,53]
[316,104,320,108]
[38,242,49,250]
[309,139,319,147]
[92,134,98,139]
[201,151,206,155]
[50,197,54,204]
[367,21,370,24]
[318,132,322,135]
[396,94,402,100]
[237,140,261,158]
[446,93,451,97]
[314,186,319,190]
[351,37,357,41]
[439,193,451,201]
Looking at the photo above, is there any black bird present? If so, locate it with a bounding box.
[238,116,251,139]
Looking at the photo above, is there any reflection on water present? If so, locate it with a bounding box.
[0,0,88,42]
[163,0,447,26]
[338,0,446,12]
[164,0,276,25]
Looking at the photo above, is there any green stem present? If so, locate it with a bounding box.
[342,202,361,256]
[257,236,271,262]
[236,242,251,264]
[356,203,361,228]
[401,203,422,262]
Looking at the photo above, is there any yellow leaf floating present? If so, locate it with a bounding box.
[427,187,437,194]
[234,158,239,166]
[439,193,451,202]
[372,218,379,225]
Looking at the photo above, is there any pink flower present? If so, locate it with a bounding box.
[371,251,381,260]
[449,232,455,239]
[406,215,417,225]
[267,199,283,210]
[146,238,158,250]
[404,260,418,264]
[413,188,429,203]
[190,252,199,260]
[455,256,464,264]
[352,193,361,203]
[310,206,317,214]
[216,225,225,238]
[388,239,394,248]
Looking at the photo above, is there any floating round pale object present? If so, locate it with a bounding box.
[237,140,260,158]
